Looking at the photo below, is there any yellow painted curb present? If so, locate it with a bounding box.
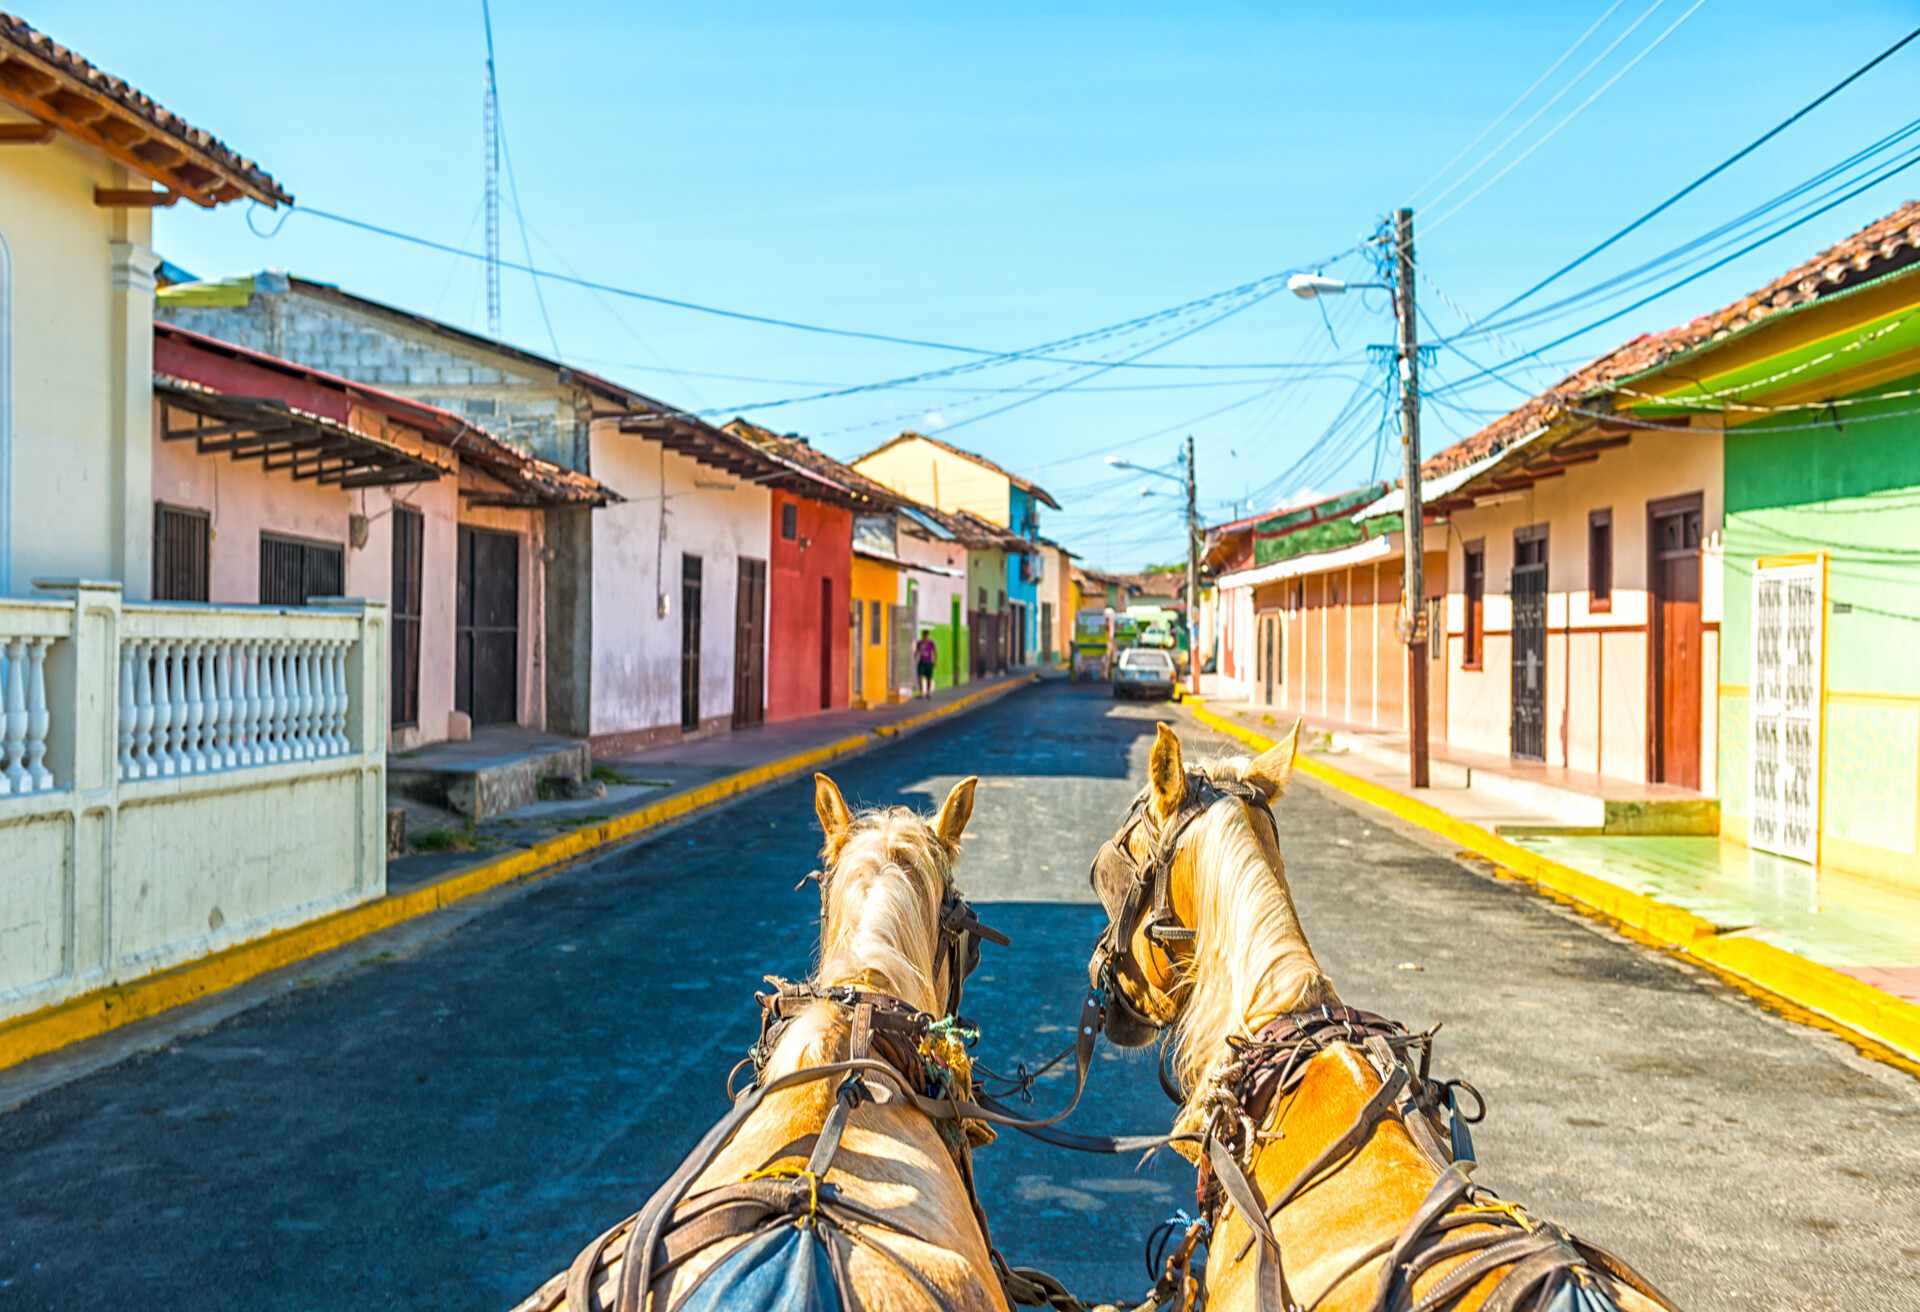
[1182,697,1920,1064]
[0,674,1039,1072]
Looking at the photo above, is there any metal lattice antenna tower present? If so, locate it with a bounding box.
[481,0,501,336]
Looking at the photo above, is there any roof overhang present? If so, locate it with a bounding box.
[0,19,288,207]
[156,380,450,490]
[1214,530,1402,591]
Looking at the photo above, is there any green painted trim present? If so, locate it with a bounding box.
[1627,305,1920,419]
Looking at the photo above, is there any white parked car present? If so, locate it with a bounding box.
[1113,647,1177,700]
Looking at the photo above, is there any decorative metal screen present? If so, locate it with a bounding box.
[1748,557,1824,864]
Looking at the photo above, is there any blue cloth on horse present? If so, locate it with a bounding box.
[677,1223,841,1312]
[1546,1274,1623,1312]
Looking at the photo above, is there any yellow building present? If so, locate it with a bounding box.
[850,550,903,708]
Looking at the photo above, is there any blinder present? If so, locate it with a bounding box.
[1088,769,1273,1036]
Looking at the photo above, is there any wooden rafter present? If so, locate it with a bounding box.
[0,120,52,143]
[0,47,284,207]
[94,186,177,208]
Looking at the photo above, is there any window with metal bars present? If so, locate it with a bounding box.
[152,504,210,601]
[260,532,344,606]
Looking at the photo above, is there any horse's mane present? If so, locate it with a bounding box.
[1168,758,1338,1101]
[814,805,952,1018]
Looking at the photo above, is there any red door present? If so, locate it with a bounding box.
[1649,497,1704,788]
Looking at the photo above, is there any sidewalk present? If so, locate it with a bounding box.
[0,672,1040,1072]
[1185,696,1920,1067]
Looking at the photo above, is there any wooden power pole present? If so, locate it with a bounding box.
[1184,433,1202,695]
[1394,207,1431,788]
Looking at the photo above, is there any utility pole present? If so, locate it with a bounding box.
[481,0,502,336]
[1185,433,1200,697]
[1394,207,1431,788]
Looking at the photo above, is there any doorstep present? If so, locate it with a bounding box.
[388,727,593,821]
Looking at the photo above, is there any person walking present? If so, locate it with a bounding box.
[914,630,938,698]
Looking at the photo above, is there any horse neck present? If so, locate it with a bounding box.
[1172,800,1338,1097]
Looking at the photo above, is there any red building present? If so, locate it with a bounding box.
[727,421,907,723]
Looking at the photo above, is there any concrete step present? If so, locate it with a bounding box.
[389,730,594,820]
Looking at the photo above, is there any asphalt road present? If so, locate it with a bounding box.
[2,681,1917,1310]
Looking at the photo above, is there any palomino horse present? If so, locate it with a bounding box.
[1087,722,1677,1312]
[515,772,1019,1312]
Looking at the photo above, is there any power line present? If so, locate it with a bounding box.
[1421,0,1676,216]
[1429,143,1920,398]
[266,200,1365,376]
[1410,0,1628,205]
[1446,24,1920,338]
[1425,0,1710,234]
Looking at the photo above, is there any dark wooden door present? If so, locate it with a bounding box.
[1510,530,1548,762]
[153,505,210,601]
[456,526,520,726]
[732,558,767,729]
[1259,611,1281,705]
[681,554,704,732]
[1650,499,1704,788]
[390,508,424,728]
[261,533,344,606]
[819,578,834,709]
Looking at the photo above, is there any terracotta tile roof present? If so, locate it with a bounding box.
[0,12,289,206]
[1421,199,1920,479]
[722,419,907,508]
[852,430,1061,509]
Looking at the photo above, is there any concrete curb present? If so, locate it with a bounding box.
[0,674,1040,1072]
[1182,698,1920,1066]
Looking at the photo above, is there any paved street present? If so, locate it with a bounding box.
[3,680,1918,1310]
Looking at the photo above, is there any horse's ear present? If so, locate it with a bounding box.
[1245,717,1302,802]
[1149,722,1187,820]
[814,773,853,851]
[933,775,978,855]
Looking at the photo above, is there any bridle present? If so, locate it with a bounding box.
[1087,768,1275,1043]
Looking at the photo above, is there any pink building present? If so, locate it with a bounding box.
[150,325,616,752]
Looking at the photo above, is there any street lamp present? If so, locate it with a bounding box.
[1289,214,1430,789]
[1107,443,1201,697]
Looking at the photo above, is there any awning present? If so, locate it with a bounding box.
[156,379,451,490]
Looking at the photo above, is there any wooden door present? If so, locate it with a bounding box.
[1649,497,1704,788]
[456,526,520,727]
[681,554,703,732]
[950,597,963,683]
[1510,529,1547,762]
[819,578,834,709]
[1257,611,1281,706]
[390,508,424,728]
[732,558,767,729]
[152,504,210,602]
[851,597,864,703]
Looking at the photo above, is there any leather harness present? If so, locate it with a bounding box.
[1087,778,1682,1312]
[523,881,1104,1312]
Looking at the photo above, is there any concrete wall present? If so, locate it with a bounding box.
[1719,380,1920,886]
[1044,545,1076,664]
[0,122,156,597]
[149,402,546,748]
[160,282,586,467]
[587,424,769,743]
[767,488,851,721]
[1441,431,1723,783]
[966,549,1006,615]
[1255,544,1445,734]
[854,438,1012,527]
[899,530,967,688]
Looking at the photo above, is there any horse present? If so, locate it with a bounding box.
[1086,721,1677,1312]
[515,771,1020,1312]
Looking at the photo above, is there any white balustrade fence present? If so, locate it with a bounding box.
[0,632,57,796]
[2,582,389,1026]
[117,636,355,782]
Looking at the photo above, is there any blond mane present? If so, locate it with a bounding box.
[1168,758,1338,1102]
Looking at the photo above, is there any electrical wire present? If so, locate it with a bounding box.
[1425,0,1710,234]
[1428,143,1920,398]
[1409,0,1629,205]
[1443,24,1920,339]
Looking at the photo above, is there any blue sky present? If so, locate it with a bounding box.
[42,0,1920,565]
